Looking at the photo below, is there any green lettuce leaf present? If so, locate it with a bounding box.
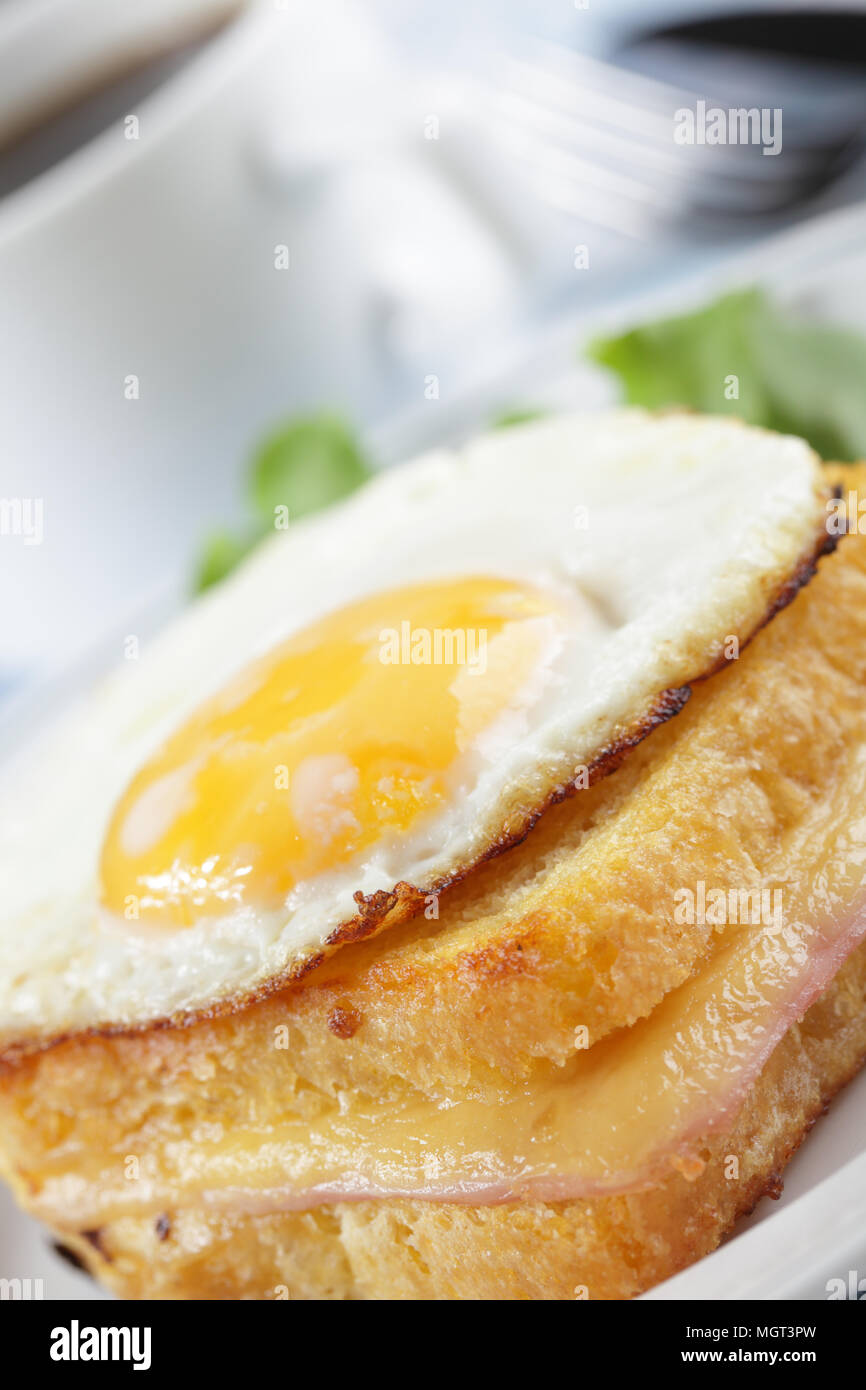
[195,412,371,592]
[250,414,371,526]
[587,289,866,464]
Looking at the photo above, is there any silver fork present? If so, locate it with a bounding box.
[456,38,862,238]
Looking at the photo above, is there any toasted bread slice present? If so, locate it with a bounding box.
[29,935,866,1300]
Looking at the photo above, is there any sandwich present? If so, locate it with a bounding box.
[0,409,863,1300]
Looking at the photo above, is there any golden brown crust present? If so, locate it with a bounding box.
[327,683,695,950]
[35,936,866,1300]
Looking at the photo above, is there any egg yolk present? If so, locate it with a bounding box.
[99,576,560,925]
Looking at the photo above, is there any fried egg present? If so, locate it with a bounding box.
[0,410,831,1048]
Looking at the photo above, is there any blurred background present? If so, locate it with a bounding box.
[2,0,866,701]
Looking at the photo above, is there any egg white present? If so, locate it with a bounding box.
[0,410,828,1047]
